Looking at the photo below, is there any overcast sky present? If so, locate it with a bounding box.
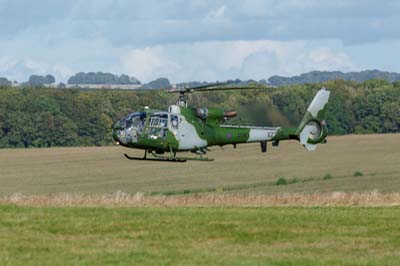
[1,0,400,83]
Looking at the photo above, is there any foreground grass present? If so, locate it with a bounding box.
[1,205,400,266]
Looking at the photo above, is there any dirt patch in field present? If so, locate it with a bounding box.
[2,191,400,207]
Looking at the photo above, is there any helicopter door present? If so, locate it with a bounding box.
[148,113,168,140]
[169,114,180,139]
[171,115,179,129]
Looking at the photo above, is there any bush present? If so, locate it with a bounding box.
[353,171,364,177]
[289,177,301,184]
[323,173,333,180]
[276,177,288,186]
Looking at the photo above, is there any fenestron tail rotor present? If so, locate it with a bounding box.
[297,88,331,151]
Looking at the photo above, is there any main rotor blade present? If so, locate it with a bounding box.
[166,81,236,93]
[191,84,275,92]
[167,83,275,93]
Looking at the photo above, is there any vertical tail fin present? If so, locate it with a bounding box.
[297,88,330,151]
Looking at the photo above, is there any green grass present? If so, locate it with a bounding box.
[289,177,301,184]
[1,205,400,266]
[276,177,288,186]
[354,171,364,177]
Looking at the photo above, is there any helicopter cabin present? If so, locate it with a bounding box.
[115,110,180,145]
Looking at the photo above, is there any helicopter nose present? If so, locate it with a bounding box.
[112,123,121,144]
[112,129,118,143]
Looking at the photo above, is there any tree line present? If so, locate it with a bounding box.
[0,79,399,148]
[268,70,400,86]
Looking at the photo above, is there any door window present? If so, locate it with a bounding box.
[148,113,168,139]
[171,115,179,129]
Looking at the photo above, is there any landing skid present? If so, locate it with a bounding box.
[123,149,214,163]
[124,153,187,163]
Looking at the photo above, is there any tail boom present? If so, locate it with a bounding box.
[209,88,330,152]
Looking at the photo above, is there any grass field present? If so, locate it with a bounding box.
[1,134,400,265]
[0,134,400,196]
[1,205,400,266]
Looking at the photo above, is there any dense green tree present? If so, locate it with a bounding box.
[28,74,55,86]
[68,72,141,85]
[0,79,400,148]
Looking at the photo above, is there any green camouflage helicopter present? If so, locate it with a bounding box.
[112,83,330,162]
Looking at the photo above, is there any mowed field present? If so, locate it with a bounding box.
[1,206,400,266]
[0,134,400,196]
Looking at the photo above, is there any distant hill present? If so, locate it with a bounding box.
[0,77,11,86]
[267,70,400,86]
[27,74,55,86]
[68,72,141,85]
[4,69,400,89]
[139,77,171,90]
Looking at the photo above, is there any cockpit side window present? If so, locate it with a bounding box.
[150,118,160,127]
[148,113,168,140]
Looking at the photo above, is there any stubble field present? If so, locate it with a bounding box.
[1,134,400,197]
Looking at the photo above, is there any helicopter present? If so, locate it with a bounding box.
[112,83,331,162]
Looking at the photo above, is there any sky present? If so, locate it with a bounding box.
[1,0,400,83]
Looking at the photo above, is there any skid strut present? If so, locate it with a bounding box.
[123,148,213,162]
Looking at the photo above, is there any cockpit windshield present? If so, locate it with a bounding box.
[121,112,146,131]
